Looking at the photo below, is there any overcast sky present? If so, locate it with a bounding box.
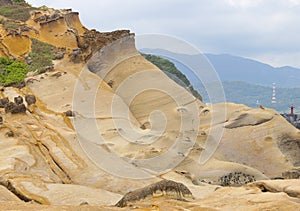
[27,0,300,68]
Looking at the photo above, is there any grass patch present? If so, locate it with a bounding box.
[1,19,20,30]
[0,4,32,22]
[0,57,28,86]
[28,38,55,73]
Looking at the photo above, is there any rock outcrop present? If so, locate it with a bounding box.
[0,3,297,211]
[283,168,300,179]
[116,180,193,207]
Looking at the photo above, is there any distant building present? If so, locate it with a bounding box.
[281,106,300,129]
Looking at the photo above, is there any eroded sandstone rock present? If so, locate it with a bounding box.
[115,180,193,207]
[283,168,300,179]
[5,102,26,114]
[65,110,75,117]
[219,172,256,187]
[0,97,9,108]
[25,94,36,106]
[14,96,23,105]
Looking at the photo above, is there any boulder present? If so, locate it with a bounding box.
[5,102,16,113]
[115,180,193,207]
[14,96,23,105]
[0,97,9,108]
[11,103,26,114]
[25,94,36,106]
[219,172,256,187]
[5,102,26,114]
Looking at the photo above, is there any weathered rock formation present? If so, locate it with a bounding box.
[283,168,300,179]
[0,3,297,211]
[25,94,36,106]
[116,180,193,207]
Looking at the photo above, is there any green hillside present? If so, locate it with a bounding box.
[142,53,202,101]
[142,53,300,113]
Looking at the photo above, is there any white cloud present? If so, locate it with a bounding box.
[226,0,263,8]
[252,53,300,68]
[26,0,300,68]
[289,0,300,5]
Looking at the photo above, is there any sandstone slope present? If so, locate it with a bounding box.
[0,2,298,210]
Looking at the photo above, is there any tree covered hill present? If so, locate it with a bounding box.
[198,81,300,113]
[140,49,300,112]
[142,53,202,101]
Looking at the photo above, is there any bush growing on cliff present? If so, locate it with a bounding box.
[0,57,28,86]
[2,19,20,30]
[0,4,32,22]
[28,39,55,73]
[142,53,202,100]
[13,0,26,3]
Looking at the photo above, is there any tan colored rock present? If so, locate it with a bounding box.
[0,4,298,211]
[115,180,193,207]
[0,186,21,202]
[247,179,300,198]
[197,184,300,211]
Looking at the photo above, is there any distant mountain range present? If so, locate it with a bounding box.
[140,48,300,112]
[205,54,300,88]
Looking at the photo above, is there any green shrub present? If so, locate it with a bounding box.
[28,39,55,73]
[13,0,27,3]
[0,5,32,22]
[2,19,20,30]
[0,57,28,86]
[142,53,202,100]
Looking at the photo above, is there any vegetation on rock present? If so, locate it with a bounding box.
[0,18,20,30]
[0,3,32,22]
[28,39,55,73]
[142,53,202,100]
[0,57,28,86]
[12,0,26,3]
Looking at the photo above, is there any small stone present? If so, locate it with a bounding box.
[25,56,32,65]
[54,52,64,60]
[65,110,75,117]
[6,131,14,137]
[51,72,62,78]
[107,80,114,88]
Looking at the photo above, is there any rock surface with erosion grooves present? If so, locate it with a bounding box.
[115,180,194,207]
[0,3,298,211]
